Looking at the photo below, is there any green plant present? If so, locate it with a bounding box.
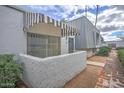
[118,49,124,67]
[0,54,23,88]
[96,46,111,56]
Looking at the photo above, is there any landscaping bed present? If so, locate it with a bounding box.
[117,48,124,67]
[96,46,111,56]
[0,54,27,88]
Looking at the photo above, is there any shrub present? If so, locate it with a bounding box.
[96,46,111,56]
[0,54,23,88]
[118,49,124,67]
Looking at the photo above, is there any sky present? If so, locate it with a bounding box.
[17,5,124,41]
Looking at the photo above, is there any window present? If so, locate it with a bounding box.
[27,32,60,58]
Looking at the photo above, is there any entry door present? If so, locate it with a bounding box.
[69,38,74,53]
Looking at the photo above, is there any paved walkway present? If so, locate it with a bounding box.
[64,64,102,88]
[95,49,124,88]
[87,61,105,67]
[64,49,124,88]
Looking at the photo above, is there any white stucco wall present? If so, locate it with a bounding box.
[61,37,69,54]
[87,49,94,58]
[0,6,27,54]
[18,51,87,88]
[61,36,76,54]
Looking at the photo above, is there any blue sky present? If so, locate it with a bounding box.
[17,5,124,41]
[20,5,109,20]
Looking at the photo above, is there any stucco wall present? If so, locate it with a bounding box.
[61,37,69,54]
[18,51,87,88]
[87,49,94,58]
[0,6,27,54]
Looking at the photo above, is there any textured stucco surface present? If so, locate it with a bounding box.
[18,51,87,88]
[61,36,76,54]
[61,37,69,54]
[0,6,27,54]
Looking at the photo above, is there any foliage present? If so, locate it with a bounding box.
[0,54,23,88]
[117,48,124,67]
[96,46,111,56]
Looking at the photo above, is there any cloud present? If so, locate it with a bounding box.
[16,5,98,20]
[97,6,124,32]
[100,31,123,41]
[95,5,124,41]
[14,5,124,41]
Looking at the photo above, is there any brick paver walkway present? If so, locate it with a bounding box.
[95,49,124,88]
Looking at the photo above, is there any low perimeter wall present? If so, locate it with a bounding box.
[18,51,87,88]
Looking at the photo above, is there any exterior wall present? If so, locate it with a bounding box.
[27,23,61,37]
[83,17,96,48]
[61,36,76,54]
[67,17,87,49]
[0,6,27,54]
[61,37,69,54]
[87,49,94,58]
[68,36,76,53]
[67,16,104,57]
[116,41,124,48]
[67,16,101,50]
[106,41,124,48]
[18,51,87,88]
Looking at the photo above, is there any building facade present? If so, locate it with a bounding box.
[106,40,124,48]
[0,5,78,58]
[67,16,103,57]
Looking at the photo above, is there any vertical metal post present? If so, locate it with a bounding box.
[95,5,99,27]
[85,5,87,18]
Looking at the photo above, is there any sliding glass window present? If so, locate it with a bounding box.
[27,32,60,58]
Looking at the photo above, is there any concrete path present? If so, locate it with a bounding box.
[87,61,105,67]
[64,65,102,88]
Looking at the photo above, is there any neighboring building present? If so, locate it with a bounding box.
[106,40,124,48]
[67,16,103,57]
[0,5,78,58]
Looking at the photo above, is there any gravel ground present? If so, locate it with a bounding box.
[64,65,102,88]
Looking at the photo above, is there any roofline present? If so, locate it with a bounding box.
[6,5,25,13]
[67,16,101,34]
